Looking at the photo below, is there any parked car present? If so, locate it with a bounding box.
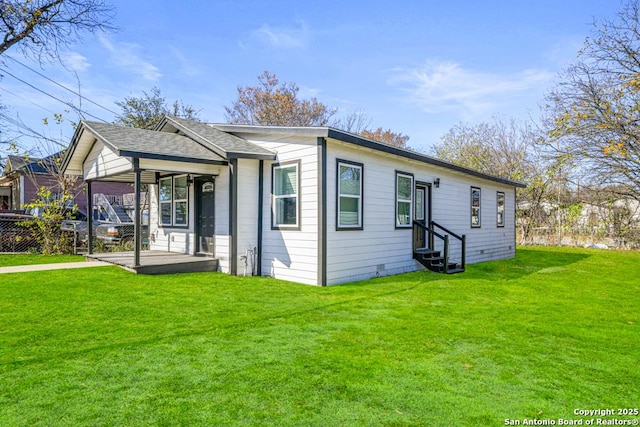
[59,209,91,241]
[95,223,149,250]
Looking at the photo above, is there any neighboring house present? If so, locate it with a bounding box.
[61,116,526,286]
[0,152,131,213]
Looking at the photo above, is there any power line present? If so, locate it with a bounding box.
[0,86,62,117]
[0,67,108,123]
[4,55,122,117]
[0,111,67,147]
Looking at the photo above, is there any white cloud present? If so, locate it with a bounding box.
[62,52,91,72]
[389,60,554,116]
[98,36,162,82]
[250,20,310,49]
[168,46,201,78]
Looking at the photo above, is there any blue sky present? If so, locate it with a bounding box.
[0,0,620,156]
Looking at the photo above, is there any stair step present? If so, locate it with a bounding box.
[414,248,441,257]
[446,268,465,274]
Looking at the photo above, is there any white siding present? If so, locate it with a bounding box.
[149,181,196,254]
[235,159,260,275]
[83,142,132,180]
[148,165,225,258]
[239,134,319,285]
[325,140,517,285]
[214,167,230,274]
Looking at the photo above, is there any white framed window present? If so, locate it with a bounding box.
[471,186,481,228]
[272,162,300,229]
[497,191,505,227]
[337,160,363,230]
[159,175,189,227]
[396,172,413,228]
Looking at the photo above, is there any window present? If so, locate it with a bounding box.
[415,187,425,221]
[497,191,505,227]
[471,187,481,228]
[396,172,413,228]
[159,175,189,227]
[337,160,363,230]
[272,162,299,229]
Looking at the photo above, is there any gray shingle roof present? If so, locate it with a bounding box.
[82,121,227,164]
[160,116,275,160]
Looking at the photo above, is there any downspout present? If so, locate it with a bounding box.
[257,160,264,276]
[229,158,238,275]
[317,137,327,286]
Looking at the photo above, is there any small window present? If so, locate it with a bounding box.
[497,191,505,227]
[272,162,299,229]
[174,175,188,226]
[337,160,363,230]
[415,187,425,221]
[159,175,189,227]
[159,177,173,226]
[471,187,481,228]
[396,172,413,228]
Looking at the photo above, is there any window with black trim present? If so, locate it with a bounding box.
[159,175,189,227]
[471,186,481,228]
[497,191,505,227]
[337,160,363,230]
[396,172,413,228]
[272,162,299,228]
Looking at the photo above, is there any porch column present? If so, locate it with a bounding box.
[133,158,141,267]
[87,180,93,255]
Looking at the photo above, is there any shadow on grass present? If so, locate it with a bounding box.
[450,247,592,281]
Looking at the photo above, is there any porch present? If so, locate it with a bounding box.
[86,251,218,275]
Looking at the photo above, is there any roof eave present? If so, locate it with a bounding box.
[119,150,228,166]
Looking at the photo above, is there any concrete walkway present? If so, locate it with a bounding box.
[0,260,111,274]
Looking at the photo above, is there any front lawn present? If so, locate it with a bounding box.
[0,253,84,267]
[0,247,638,426]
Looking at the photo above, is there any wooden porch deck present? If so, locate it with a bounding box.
[86,251,218,275]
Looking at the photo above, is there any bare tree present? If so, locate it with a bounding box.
[544,0,640,201]
[0,0,115,63]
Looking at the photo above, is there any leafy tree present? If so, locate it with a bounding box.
[225,71,410,147]
[0,0,115,63]
[430,117,570,244]
[431,117,539,183]
[359,127,410,148]
[114,87,200,130]
[225,71,338,126]
[545,0,640,201]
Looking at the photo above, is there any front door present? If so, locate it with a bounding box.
[413,183,430,249]
[196,177,215,255]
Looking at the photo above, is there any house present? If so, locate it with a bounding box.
[60,116,525,285]
[0,152,131,214]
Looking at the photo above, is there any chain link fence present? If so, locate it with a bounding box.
[0,216,47,253]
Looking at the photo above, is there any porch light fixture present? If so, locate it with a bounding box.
[186,174,193,186]
[434,178,440,188]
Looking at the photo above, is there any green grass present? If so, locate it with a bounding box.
[0,246,638,426]
[0,254,84,267]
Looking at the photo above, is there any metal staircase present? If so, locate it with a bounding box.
[93,193,131,223]
[413,221,465,274]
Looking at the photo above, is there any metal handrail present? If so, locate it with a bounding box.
[431,221,463,241]
[413,220,466,271]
